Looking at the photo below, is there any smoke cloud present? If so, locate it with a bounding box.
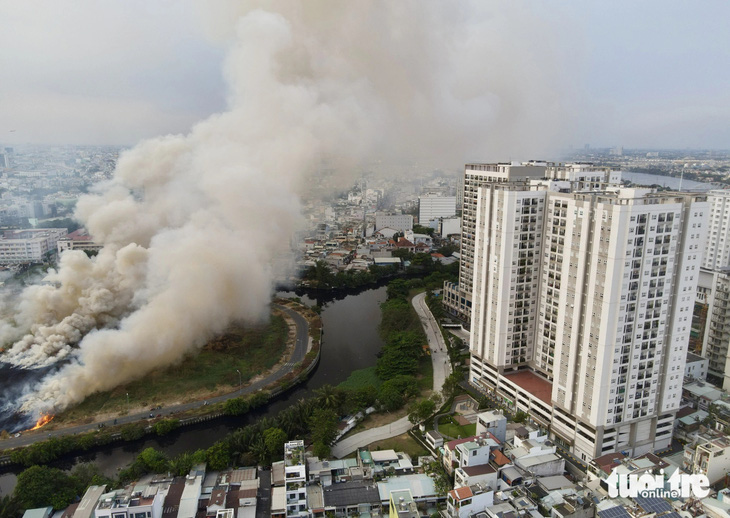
[1,1,577,416]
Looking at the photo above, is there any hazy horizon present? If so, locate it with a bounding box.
[1,1,729,152]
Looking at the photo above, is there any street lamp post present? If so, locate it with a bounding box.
[126,392,129,413]
[236,369,242,394]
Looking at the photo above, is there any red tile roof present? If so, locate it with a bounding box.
[492,450,510,466]
[449,486,473,501]
[502,370,553,405]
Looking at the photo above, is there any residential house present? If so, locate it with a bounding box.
[446,484,494,518]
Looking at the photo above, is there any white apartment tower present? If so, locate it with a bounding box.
[469,180,708,461]
[703,190,730,270]
[697,190,730,390]
[443,163,547,322]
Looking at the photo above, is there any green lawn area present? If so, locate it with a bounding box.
[369,432,429,459]
[56,313,289,423]
[338,367,382,390]
[437,416,476,439]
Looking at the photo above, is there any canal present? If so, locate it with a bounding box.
[0,285,387,495]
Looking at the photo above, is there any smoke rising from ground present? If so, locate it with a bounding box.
[1,2,576,416]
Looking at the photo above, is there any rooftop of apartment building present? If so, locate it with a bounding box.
[502,370,552,405]
[284,440,306,466]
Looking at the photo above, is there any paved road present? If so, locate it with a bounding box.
[0,304,310,450]
[331,292,450,458]
[412,292,451,393]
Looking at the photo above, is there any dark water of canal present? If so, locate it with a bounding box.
[0,285,387,495]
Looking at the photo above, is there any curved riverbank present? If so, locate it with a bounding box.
[0,300,321,463]
[0,286,388,495]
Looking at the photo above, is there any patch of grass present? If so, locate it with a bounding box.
[56,314,289,423]
[437,417,476,439]
[338,367,382,390]
[369,432,428,459]
[417,356,434,392]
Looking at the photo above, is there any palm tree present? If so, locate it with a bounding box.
[0,494,20,518]
[277,407,303,437]
[250,436,270,466]
[315,385,344,411]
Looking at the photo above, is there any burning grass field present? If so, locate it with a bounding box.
[52,311,290,425]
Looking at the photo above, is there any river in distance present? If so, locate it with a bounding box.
[0,285,387,496]
[621,171,719,191]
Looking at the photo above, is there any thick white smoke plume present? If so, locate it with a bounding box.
[1,1,576,415]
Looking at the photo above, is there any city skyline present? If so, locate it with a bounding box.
[0,1,728,153]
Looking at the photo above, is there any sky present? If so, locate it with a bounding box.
[0,0,729,151]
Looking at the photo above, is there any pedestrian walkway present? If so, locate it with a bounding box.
[331,291,450,458]
[330,415,411,458]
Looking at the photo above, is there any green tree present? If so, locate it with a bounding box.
[77,432,98,451]
[410,253,434,268]
[0,494,20,518]
[170,452,195,476]
[514,411,529,424]
[436,243,458,256]
[312,440,331,459]
[386,279,410,300]
[304,261,335,287]
[138,447,170,473]
[224,396,250,416]
[250,436,270,465]
[70,463,114,491]
[344,386,378,413]
[263,428,288,459]
[408,394,441,425]
[248,391,269,409]
[378,375,419,411]
[120,423,146,441]
[15,466,77,510]
[153,418,180,436]
[206,441,231,470]
[308,408,339,446]
[442,371,463,399]
[314,385,344,411]
[376,330,424,380]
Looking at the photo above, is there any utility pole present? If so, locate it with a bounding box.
[236,369,242,394]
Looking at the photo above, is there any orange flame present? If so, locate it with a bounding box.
[29,414,54,431]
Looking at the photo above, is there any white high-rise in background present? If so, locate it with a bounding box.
[702,190,730,270]
[418,193,456,224]
[443,162,616,323]
[696,190,730,390]
[465,164,708,461]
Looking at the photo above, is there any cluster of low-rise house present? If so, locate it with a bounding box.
[21,406,730,518]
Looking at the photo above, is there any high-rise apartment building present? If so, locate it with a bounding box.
[467,172,707,461]
[696,190,730,390]
[703,190,730,270]
[443,162,615,323]
[698,269,730,389]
